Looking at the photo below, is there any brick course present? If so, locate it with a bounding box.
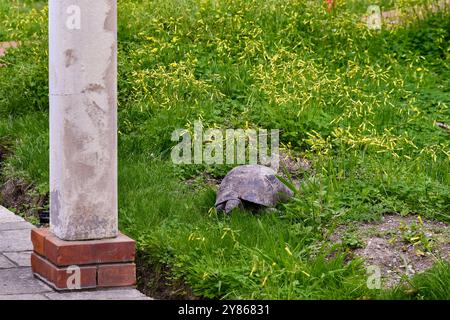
[31,228,136,291]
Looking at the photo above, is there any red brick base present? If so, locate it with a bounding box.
[31,228,136,291]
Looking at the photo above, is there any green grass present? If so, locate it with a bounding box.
[383,261,450,299]
[0,0,449,299]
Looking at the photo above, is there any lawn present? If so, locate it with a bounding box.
[0,0,449,299]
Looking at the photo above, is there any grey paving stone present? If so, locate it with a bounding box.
[0,293,48,300]
[0,268,52,295]
[0,254,15,269]
[0,205,151,300]
[0,221,34,231]
[0,206,24,223]
[3,251,32,267]
[45,288,151,300]
[0,229,33,252]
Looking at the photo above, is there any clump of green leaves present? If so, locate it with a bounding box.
[398,217,434,252]
[342,231,365,250]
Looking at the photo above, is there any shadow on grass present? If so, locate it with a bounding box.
[136,250,203,300]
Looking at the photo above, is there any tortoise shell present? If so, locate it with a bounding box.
[215,165,293,213]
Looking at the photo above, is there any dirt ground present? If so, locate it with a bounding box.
[330,214,449,288]
[135,252,201,300]
[185,150,312,189]
[0,177,48,222]
[0,145,7,165]
[0,142,48,222]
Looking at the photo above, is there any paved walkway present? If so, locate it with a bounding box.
[0,205,150,300]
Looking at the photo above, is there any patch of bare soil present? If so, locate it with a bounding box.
[435,121,450,132]
[0,41,20,67]
[184,150,312,190]
[279,150,312,188]
[0,42,19,56]
[185,172,222,189]
[1,138,48,222]
[0,178,48,222]
[0,145,8,165]
[361,0,450,27]
[330,214,449,288]
[136,252,202,300]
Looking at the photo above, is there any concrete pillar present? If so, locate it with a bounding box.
[49,0,118,241]
[32,0,135,291]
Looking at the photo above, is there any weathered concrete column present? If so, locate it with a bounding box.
[31,0,136,291]
[49,0,118,241]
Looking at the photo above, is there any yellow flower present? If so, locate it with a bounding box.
[285,246,293,256]
[418,215,424,225]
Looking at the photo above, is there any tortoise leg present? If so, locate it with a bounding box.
[225,199,242,214]
[215,203,226,212]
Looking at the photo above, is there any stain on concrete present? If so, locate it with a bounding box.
[86,100,107,129]
[83,83,105,93]
[64,49,77,67]
[73,162,96,181]
[50,190,61,228]
[103,0,117,32]
[63,121,90,153]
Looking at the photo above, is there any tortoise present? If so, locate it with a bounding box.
[215,164,294,214]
